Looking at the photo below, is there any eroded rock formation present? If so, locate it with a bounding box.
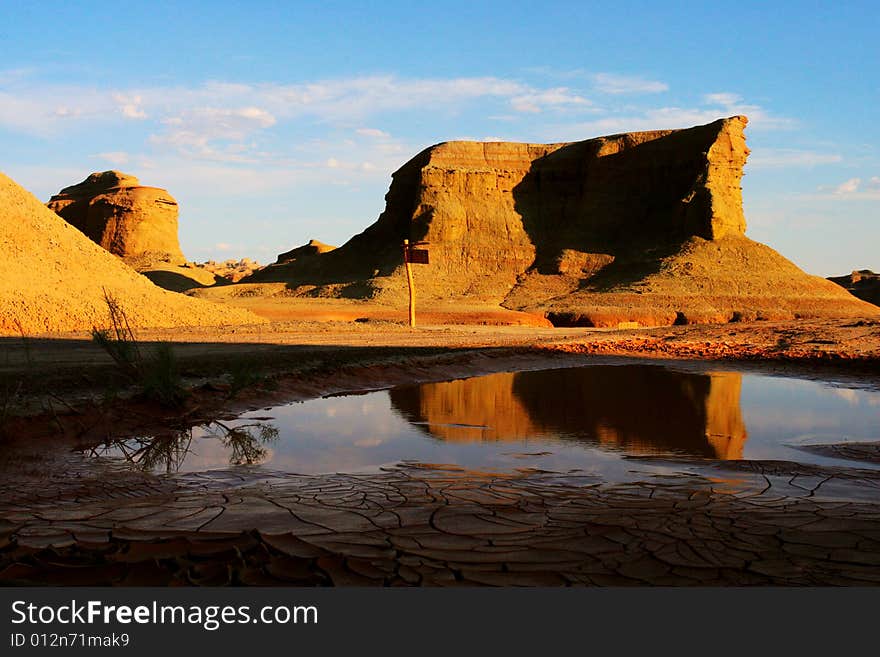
[275,239,336,265]
[47,171,185,267]
[247,116,877,325]
[0,171,262,335]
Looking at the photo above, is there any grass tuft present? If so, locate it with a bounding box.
[91,290,187,407]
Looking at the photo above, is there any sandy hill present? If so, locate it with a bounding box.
[0,171,264,335]
[243,116,878,325]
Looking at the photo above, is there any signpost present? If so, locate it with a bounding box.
[402,239,429,327]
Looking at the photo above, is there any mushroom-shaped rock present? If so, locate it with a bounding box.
[47,171,185,268]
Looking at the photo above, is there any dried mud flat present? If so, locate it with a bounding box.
[3,457,880,586]
[2,314,880,586]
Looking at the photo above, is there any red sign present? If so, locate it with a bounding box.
[406,248,430,265]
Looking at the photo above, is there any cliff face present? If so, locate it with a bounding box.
[47,171,185,268]
[248,116,878,324]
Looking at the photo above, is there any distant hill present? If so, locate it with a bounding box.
[828,270,880,307]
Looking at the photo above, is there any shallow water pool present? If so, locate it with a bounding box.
[89,363,880,479]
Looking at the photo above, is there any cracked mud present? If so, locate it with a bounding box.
[3,453,880,586]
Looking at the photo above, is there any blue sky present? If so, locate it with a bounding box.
[1,1,877,275]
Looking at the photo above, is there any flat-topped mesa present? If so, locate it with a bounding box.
[252,117,749,292]
[382,116,747,285]
[47,170,185,268]
[246,116,878,324]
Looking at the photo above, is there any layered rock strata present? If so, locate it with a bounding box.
[248,116,878,325]
[47,171,185,267]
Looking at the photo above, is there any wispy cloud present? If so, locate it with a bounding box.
[704,92,742,106]
[93,151,130,166]
[113,93,148,119]
[510,87,592,113]
[812,176,880,200]
[747,149,843,169]
[546,92,794,139]
[834,177,862,194]
[355,127,390,138]
[0,74,598,159]
[149,106,277,161]
[701,92,795,130]
[592,73,668,95]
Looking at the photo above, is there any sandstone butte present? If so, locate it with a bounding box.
[47,170,185,268]
[0,172,264,335]
[247,116,879,326]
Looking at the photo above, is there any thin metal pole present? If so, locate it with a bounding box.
[403,239,416,327]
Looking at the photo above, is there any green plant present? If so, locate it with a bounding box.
[91,290,141,379]
[140,342,187,407]
[227,358,261,397]
[91,290,187,407]
[0,376,23,440]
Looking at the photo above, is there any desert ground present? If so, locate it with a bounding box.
[3,116,880,586]
[2,308,880,586]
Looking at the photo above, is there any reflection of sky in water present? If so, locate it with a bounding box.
[738,378,880,458]
[108,365,880,480]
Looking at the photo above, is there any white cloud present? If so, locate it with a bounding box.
[701,92,795,130]
[94,151,130,166]
[356,128,390,138]
[704,92,743,106]
[510,87,591,113]
[593,73,668,95]
[549,93,794,138]
[811,177,880,201]
[149,106,277,160]
[547,108,731,138]
[747,149,843,169]
[113,93,148,119]
[0,88,113,135]
[0,74,586,139]
[834,177,861,194]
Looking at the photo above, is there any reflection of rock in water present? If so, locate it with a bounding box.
[390,373,542,441]
[388,366,747,459]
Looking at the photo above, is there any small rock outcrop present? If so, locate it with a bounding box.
[247,116,878,324]
[275,239,336,265]
[828,270,880,307]
[47,171,185,267]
